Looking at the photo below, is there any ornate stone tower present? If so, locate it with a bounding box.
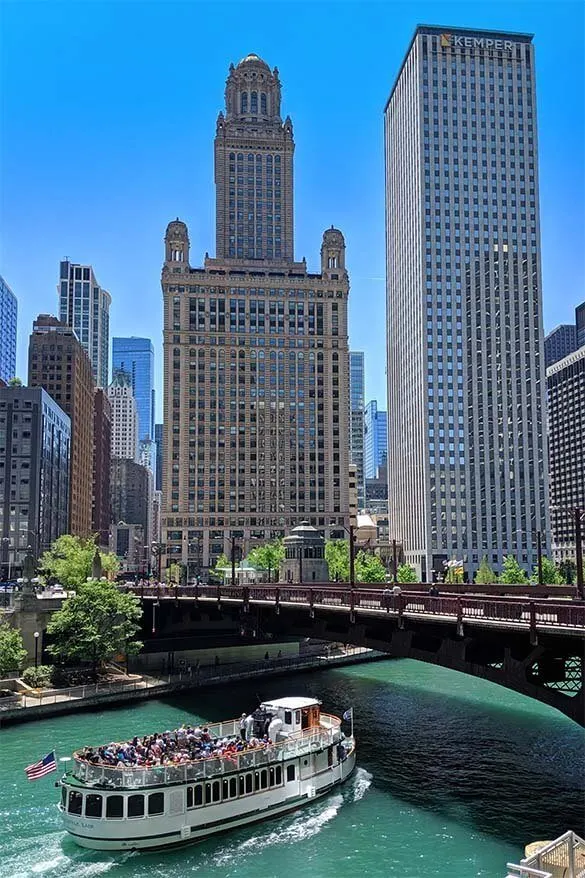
[215,53,294,262]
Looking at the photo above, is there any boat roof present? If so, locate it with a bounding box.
[260,697,321,710]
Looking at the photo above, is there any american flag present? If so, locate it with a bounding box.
[24,751,57,781]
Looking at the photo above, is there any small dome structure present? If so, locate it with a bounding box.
[280,523,329,584]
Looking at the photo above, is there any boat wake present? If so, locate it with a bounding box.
[350,766,373,802]
[0,830,129,878]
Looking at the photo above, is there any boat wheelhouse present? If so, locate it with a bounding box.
[58,696,356,851]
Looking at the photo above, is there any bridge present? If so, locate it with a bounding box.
[123,583,585,727]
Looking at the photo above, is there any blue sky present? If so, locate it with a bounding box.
[1,0,583,418]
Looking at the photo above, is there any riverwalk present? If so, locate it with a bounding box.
[0,647,384,727]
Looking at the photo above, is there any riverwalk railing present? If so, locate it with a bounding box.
[122,584,585,634]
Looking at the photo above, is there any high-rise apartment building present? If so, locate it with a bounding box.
[162,54,350,573]
[575,302,585,349]
[0,387,70,574]
[107,369,139,461]
[547,346,585,563]
[349,352,366,508]
[154,423,163,492]
[544,324,577,369]
[364,400,388,480]
[28,315,95,537]
[58,260,111,388]
[385,26,549,580]
[92,389,112,547]
[0,275,17,384]
[112,337,155,442]
[110,458,150,542]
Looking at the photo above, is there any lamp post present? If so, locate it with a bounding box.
[33,631,40,669]
[575,508,584,601]
[392,539,398,584]
[230,536,238,587]
[536,530,543,586]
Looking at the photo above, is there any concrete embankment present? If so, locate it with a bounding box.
[0,649,386,727]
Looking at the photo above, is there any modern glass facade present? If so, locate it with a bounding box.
[544,324,576,369]
[349,351,365,507]
[112,337,155,442]
[385,25,549,579]
[576,302,585,349]
[58,261,110,388]
[364,400,388,479]
[0,275,17,384]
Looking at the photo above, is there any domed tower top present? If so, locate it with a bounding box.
[164,218,190,265]
[224,52,282,121]
[321,226,346,277]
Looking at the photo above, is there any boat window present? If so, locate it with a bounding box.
[295,710,301,725]
[222,779,229,800]
[229,777,237,798]
[245,773,253,794]
[67,791,83,815]
[286,765,295,782]
[284,710,292,724]
[148,793,164,816]
[254,771,260,791]
[269,767,275,787]
[212,781,221,803]
[260,769,268,790]
[106,795,124,819]
[275,765,282,785]
[61,786,67,809]
[205,783,212,804]
[187,786,193,808]
[85,794,103,818]
[194,785,203,806]
[239,775,245,796]
[128,795,145,818]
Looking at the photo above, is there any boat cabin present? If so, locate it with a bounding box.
[259,697,321,736]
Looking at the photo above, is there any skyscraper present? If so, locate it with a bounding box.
[364,400,388,480]
[385,26,549,580]
[544,324,577,369]
[92,389,112,547]
[161,54,350,574]
[0,275,17,384]
[107,369,139,461]
[154,423,163,492]
[349,352,365,508]
[576,302,585,349]
[58,260,111,388]
[28,315,95,537]
[112,337,155,442]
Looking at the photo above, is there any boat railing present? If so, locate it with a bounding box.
[506,831,585,878]
[505,867,552,878]
[70,717,342,789]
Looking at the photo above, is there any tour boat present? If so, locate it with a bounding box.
[58,697,356,851]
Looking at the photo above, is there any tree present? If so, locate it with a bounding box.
[0,621,27,674]
[530,557,563,585]
[39,535,119,589]
[212,553,230,582]
[247,540,285,581]
[355,551,387,583]
[558,559,576,584]
[8,377,23,386]
[47,579,142,673]
[166,563,181,585]
[445,560,464,584]
[325,539,349,582]
[499,554,528,584]
[475,556,497,585]
[397,563,417,583]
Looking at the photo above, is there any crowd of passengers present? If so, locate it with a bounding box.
[78,725,274,769]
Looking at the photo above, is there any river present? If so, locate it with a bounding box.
[1,659,583,878]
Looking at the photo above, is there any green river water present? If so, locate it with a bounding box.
[1,659,583,878]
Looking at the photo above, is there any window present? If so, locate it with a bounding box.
[85,794,103,818]
[148,793,164,816]
[68,791,83,815]
[106,795,124,819]
[128,795,144,818]
[241,92,248,113]
[286,765,296,782]
[261,92,267,114]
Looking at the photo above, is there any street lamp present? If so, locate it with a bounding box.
[549,506,585,600]
[33,631,40,669]
[1,537,12,581]
[230,536,239,587]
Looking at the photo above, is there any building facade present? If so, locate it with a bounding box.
[112,337,155,444]
[161,54,350,575]
[385,26,549,580]
[576,302,585,349]
[92,389,112,547]
[107,369,139,461]
[547,346,585,562]
[364,399,388,480]
[0,275,17,385]
[349,351,365,508]
[110,458,150,542]
[0,386,70,575]
[154,423,163,492]
[58,260,111,388]
[544,324,577,370]
[28,315,95,537]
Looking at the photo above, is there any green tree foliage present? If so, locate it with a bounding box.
[325,539,349,582]
[0,621,27,674]
[39,535,119,589]
[47,580,142,672]
[355,551,387,583]
[212,553,230,582]
[475,556,497,585]
[530,557,563,585]
[165,563,181,585]
[558,559,576,584]
[396,563,418,583]
[247,540,285,581]
[8,377,23,386]
[22,665,53,687]
[499,555,528,584]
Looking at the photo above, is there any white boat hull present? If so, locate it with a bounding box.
[61,748,356,851]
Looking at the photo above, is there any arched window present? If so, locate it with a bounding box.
[241,93,248,113]
[251,91,258,113]
[260,92,267,114]
[328,255,337,269]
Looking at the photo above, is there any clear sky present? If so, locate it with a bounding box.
[1,0,583,418]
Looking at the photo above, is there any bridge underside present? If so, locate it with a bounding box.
[143,599,584,727]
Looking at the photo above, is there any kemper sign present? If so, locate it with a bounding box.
[440,33,514,51]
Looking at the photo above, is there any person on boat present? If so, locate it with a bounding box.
[239,713,248,741]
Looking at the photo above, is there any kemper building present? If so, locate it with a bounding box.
[161,54,350,575]
[385,26,549,580]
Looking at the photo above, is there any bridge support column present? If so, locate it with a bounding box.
[397,594,404,629]
[529,602,538,646]
[275,588,280,615]
[456,598,464,637]
[243,586,249,614]
[309,589,314,619]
